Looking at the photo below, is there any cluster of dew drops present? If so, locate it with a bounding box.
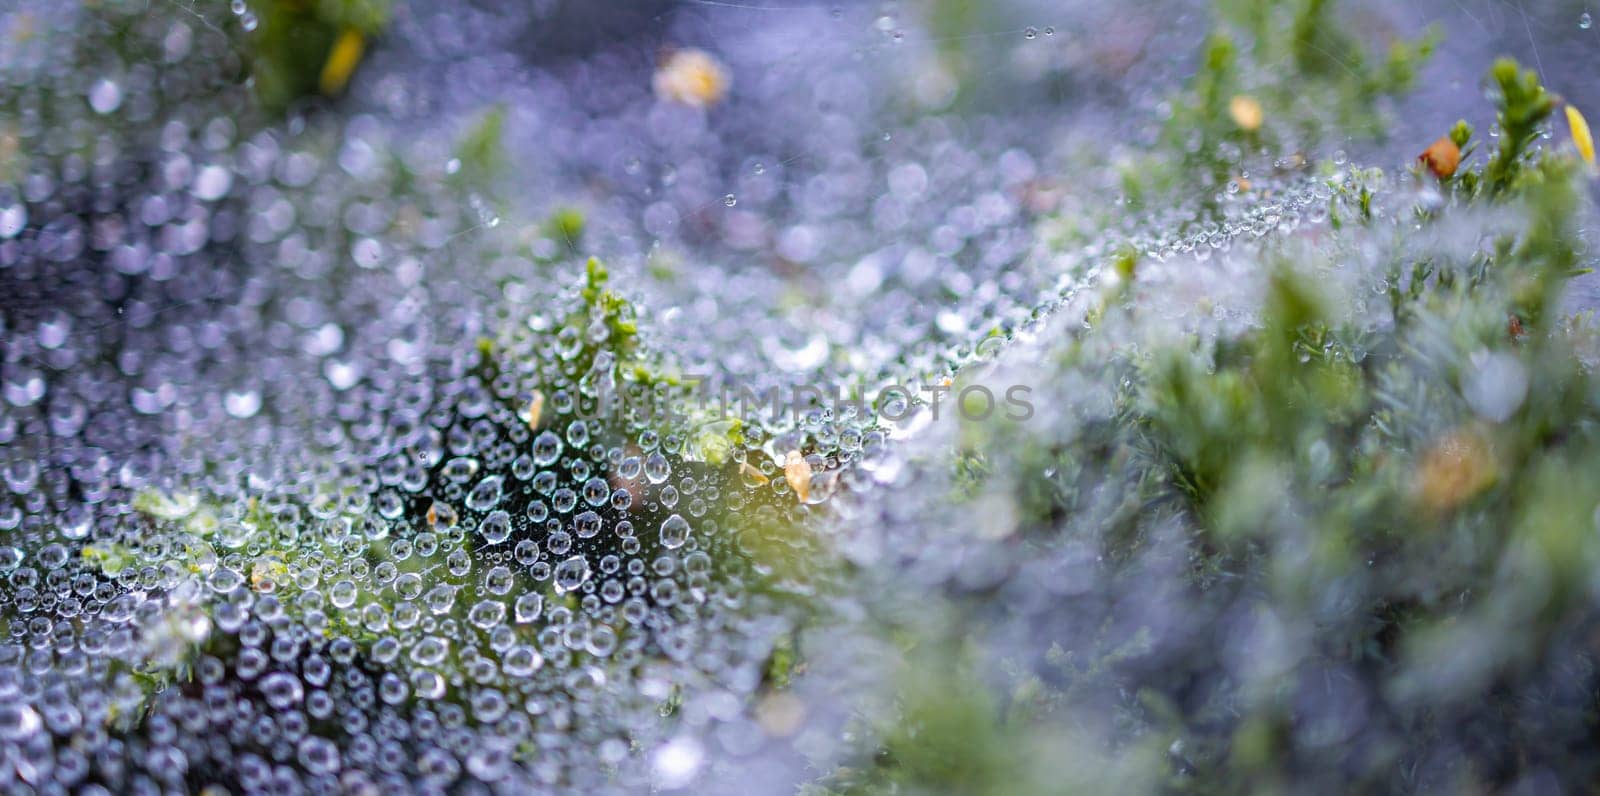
[0,2,891,792]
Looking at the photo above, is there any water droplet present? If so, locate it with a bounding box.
[644,452,671,484]
[88,79,123,115]
[653,737,704,789]
[480,509,512,544]
[192,165,233,201]
[659,514,691,549]
[532,430,564,466]
[351,237,383,268]
[465,475,504,512]
[0,704,41,741]
[514,592,544,623]
[0,203,25,238]
[469,600,505,629]
[554,555,591,593]
[223,389,261,419]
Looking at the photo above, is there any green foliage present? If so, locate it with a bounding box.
[1138,0,1435,208]
[452,104,508,190]
[1485,58,1558,193]
[249,0,392,112]
[926,0,981,104]
[820,643,1162,796]
[545,206,587,253]
[1432,59,1563,200]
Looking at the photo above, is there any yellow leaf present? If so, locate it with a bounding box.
[319,28,366,97]
[1568,105,1595,167]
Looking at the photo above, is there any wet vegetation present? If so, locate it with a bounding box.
[2,0,1599,793]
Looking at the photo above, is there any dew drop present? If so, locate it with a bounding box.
[554,555,592,593]
[659,514,691,549]
[88,79,123,115]
[480,509,512,544]
[532,430,564,466]
[465,475,504,512]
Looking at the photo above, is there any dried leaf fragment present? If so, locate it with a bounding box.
[1228,95,1263,132]
[653,48,730,108]
[755,693,806,737]
[783,450,812,503]
[1415,429,1496,513]
[740,461,770,487]
[1419,136,1461,180]
[521,390,545,429]
[427,500,458,529]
